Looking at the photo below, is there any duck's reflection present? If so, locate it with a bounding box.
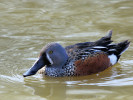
[24,77,67,100]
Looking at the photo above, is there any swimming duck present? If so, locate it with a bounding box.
[23,31,130,77]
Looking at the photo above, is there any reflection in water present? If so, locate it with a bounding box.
[24,79,66,100]
[0,0,133,100]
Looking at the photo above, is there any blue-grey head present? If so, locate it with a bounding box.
[23,43,68,77]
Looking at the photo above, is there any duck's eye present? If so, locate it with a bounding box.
[49,51,53,54]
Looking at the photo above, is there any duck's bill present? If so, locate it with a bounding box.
[23,56,46,77]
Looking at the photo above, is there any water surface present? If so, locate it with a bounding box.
[0,0,133,100]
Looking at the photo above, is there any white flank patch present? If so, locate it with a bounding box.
[46,53,53,65]
[108,54,117,65]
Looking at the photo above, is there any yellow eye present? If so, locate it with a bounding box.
[49,51,53,54]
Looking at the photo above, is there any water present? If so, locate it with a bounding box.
[0,0,133,100]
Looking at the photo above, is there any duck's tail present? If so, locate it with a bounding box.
[95,30,113,46]
[107,40,130,65]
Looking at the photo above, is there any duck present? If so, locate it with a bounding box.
[23,30,130,77]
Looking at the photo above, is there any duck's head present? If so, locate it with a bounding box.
[23,43,68,77]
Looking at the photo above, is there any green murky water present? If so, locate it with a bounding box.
[0,0,133,100]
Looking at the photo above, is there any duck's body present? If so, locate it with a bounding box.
[23,31,130,77]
